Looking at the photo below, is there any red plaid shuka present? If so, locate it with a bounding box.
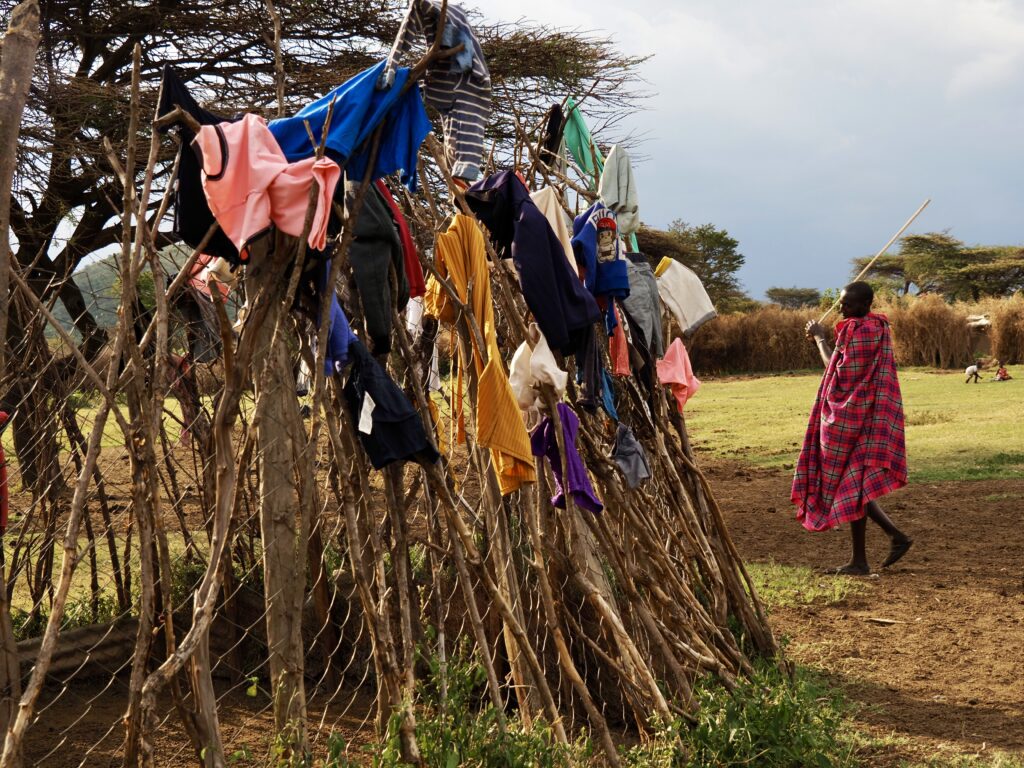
[792,313,907,532]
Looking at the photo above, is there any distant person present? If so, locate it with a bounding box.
[965,362,982,383]
[994,362,1012,382]
[793,281,913,575]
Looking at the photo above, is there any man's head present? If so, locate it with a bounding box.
[839,281,874,318]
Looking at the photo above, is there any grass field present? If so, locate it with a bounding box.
[685,365,1024,482]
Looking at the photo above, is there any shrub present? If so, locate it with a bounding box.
[990,293,1024,364]
[623,663,858,768]
[878,294,973,368]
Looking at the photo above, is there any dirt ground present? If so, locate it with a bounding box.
[707,459,1024,766]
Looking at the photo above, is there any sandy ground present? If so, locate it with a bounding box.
[707,459,1024,765]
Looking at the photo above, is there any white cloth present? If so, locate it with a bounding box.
[530,186,578,273]
[405,297,442,392]
[656,260,717,336]
[509,324,568,428]
[965,364,979,376]
[598,144,640,235]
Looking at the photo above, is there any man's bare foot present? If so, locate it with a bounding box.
[882,537,913,568]
[823,563,870,576]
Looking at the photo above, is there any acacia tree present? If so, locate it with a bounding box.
[1,0,645,361]
[853,232,1024,300]
[636,220,750,310]
[765,286,821,309]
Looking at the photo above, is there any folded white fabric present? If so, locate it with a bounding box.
[509,324,568,428]
[656,259,717,336]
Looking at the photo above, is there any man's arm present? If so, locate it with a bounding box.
[805,321,832,367]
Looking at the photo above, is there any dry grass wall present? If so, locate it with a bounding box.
[688,294,1022,374]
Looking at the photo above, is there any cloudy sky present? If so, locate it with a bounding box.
[471,0,1024,299]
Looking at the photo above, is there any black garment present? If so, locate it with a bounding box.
[157,67,240,263]
[345,182,410,355]
[464,171,601,356]
[540,103,564,164]
[342,339,439,469]
[170,283,221,364]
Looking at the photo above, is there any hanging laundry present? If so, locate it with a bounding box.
[575,325,617,420]
[562,97,641,253]
[539,103,566,171]
[156,66,240,263]
[621,256,665,358]
[342,338,440,469]
[530,187,578,273]
[293,258,355,376]
[345,181,409,355]
[531,403,603,515]
[611,423,651,489]
[169,273,222,364]
[509,324,568,429]
[657,337,701,413]
[563,96,603,182]
[598,145,640,236]
[193,114,341,262]
[375,180,426,298]
[464,171,600,356]
[572,202,630,300]
[424,213,535,494]
[405,297,442,393]
[608,303,631,376]
[187,254,231,301]
[397,0,491,181]
[268,61,431,191]
[655,257,718,336]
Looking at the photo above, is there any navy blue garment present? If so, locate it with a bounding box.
[463,171,601,356]
[268,61,432,191]
[572,201,630,299]
[342,339,440,469]
[156,66,240,263]
[317,260,356,375]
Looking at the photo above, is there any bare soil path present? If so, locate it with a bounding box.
[707,459,1024,766]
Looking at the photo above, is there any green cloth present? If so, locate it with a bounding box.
[564,97,604,183]
[563,97,639,252]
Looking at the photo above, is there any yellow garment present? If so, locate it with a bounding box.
[654,256,673,278]
[425,214,535,494]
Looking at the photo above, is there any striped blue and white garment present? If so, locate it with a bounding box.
[400,0,491,181]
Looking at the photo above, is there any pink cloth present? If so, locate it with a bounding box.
[187,254,229,300]
[657,338,701,412]
[609,303,630,376]
[194,114,340,261]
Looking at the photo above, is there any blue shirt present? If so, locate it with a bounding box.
[269,61,432,191]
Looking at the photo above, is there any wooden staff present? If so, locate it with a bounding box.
[818,198,931,323]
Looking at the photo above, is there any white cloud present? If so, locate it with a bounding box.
[469,0,1024,296]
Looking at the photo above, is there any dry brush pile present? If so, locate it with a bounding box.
[0,8,778,768]
[689,293,1024,374]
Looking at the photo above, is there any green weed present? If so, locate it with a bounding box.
[747,560,865,610]
[621,664,860,768]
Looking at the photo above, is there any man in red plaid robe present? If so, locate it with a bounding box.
[793,282,913,575]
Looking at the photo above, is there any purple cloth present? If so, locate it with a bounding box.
[530,403,603,514]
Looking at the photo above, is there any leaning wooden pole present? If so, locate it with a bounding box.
[0,1,39,751]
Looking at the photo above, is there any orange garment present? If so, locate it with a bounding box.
[425,214,535,494]
[657,337,701,412]
[609,303,630,376]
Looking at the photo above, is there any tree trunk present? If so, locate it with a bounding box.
[0,2,40,755]
[249,242,309,759]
